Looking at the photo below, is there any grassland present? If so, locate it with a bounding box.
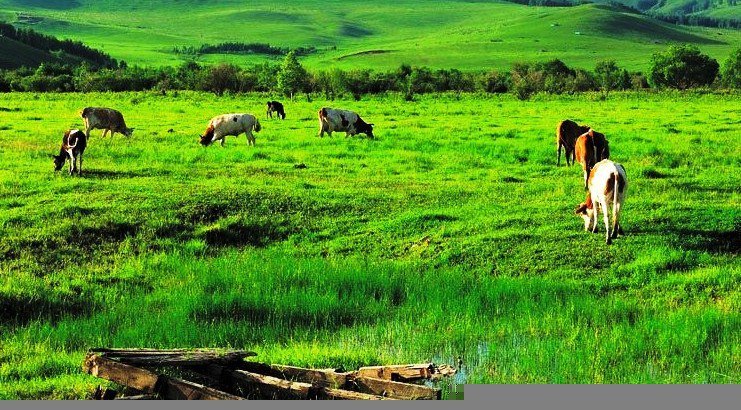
[0,90,739,399]
[0,1,739,71]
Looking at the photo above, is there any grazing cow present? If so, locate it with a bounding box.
[556,119,590,166]
[266,101,286,120]
[318,107,374,138]
[52,129,87,176]
[80,107,134,139]
[199,113,262,147]
[574,129,610,189]
[574,159,627,245]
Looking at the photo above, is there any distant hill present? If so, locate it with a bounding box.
[595,0,740,26]
[0,21,119,69]
[0,1,738,71]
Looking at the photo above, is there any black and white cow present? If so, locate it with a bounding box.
[267,101,286,120]
[199,113,262,147]
[317,107,374,138]
[52,129,87,176]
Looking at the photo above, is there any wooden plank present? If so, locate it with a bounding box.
[228,369,394,400]
[162,378,244,400]
[90,348,256,366]
[350,376,441,400]
[238,362,350,388]
[114,394,159,400]
[83,354,161,394]
[354,363,455,382]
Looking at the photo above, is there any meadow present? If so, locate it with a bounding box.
[0,90,738,398]
[1,1,740,71]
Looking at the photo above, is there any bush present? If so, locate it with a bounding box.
[649,44,719,89]
[720,48,741,89]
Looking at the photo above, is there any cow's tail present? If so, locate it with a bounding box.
[254,118,262,133]
[612,170,621,228]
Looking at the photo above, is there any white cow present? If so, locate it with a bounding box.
[574,159,627,245]
[200,113,262,147]
[317,107,374,138]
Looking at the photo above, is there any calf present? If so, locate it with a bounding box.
[574,159,627,245]
[200,113,262,147]
[574,129,610,189]
[318,107,374,138]
[266,101,286,120]
[556,119,590,166]
[52,129,87,176]
[80,107,134,138]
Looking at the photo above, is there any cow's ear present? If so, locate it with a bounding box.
[574,203,588,215]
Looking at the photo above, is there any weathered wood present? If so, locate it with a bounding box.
[349,376,441,400]
[238,362,350,388]
[354,363,455,382]
[83,354,161,394]
[91,348,256,366]
[228,369,394,400]
[114,394,159,400]
[161,377,244,400]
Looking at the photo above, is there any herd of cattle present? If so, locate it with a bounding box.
[50,103,625,244]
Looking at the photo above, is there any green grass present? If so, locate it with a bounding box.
[0,1,739,71]
[0,90,739,398]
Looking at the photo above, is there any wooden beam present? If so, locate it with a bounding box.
[354,363,455,382]
[349,376,441,400]
[238,362,350,388]
[114,394,159,400]
[161,378,244,400]
[83,354,161,394]
[228,369,394,400]
[90,348,256,367]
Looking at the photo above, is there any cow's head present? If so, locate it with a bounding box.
[355,119,374,138]
[123,128,135,137]
[52,154,66,172]
[199,125,215,146]
[574,195,594,231]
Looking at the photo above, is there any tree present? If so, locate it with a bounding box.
[594,60,622,97]
[277,50,307,100]
[649,44,719,89]
[720,48,741,89]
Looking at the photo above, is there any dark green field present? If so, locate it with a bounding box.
[0,91,739,398]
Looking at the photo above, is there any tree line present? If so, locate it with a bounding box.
[1,46,739,98]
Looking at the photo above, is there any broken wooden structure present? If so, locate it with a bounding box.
[83,348,456,400]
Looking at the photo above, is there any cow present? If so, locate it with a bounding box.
[574,159,627,245]
[574,129,610,190]
[267,101,286,120]
[318,107,374,139]
[556,119,590,166]
[199,113,262,147]
[52,129,87,176]
[80,107,134,139]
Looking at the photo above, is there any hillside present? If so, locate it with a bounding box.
[595,0,740,25]
[0,1,739,71]
[0,36,57,69]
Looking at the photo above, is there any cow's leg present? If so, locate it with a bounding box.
[67,151,75,175]
[612,203,621,239]
[102,129,109,138]
[583,168,589,190]
[220,137,225,147]
[78,151,83,176]
[557,143,562,166]
[110,130,115,139]
[318,123,325,138]
[600,200,611,244]
[591,203,600,233]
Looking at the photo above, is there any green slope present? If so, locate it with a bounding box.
[596,0,741,22]
[0,36,58,69]
[0,1,738,71]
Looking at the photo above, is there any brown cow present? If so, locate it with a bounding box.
[574,129,610,189]
[80,107,134,138]
[556,119,590,166]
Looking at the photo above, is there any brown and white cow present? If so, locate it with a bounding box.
[556,119,590,166]
[52,129,87,176]
[574,129,610,190]
[318,107,374,138]
[199,113,262,147]
[80,107,134,138]
[574,159,627,245]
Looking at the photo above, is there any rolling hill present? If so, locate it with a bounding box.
[598,0,741,24]
[0,0,739,71]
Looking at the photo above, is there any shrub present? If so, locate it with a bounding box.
[649,44,719,89]
[720,48,741,89]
